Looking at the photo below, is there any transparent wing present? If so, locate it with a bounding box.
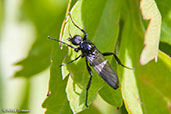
[87,49,119,89]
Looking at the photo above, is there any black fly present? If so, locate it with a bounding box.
[48,13,133,107]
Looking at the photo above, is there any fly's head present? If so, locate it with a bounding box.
[68,35,83,46]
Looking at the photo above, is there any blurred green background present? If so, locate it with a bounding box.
[0,0,171,114]
[0,0,68,113]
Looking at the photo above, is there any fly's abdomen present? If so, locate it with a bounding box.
[97,61,119,89]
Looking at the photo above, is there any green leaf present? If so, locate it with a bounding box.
[78,105,102,114]
[99,85,122,107]
[42,46,72,114]
[159,42,171,57]
[61,0,122,113]
[156,0,171,45]
[156,0,171,57]
[119,0,171,113]
[138,51,171,114]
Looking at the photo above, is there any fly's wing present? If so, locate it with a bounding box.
[87,49,119,89]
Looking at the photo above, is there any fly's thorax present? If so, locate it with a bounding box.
[80,42,95,55]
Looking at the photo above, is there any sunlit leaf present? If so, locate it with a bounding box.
[140,0,162,65]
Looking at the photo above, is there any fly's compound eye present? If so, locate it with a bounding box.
[68,35,83,45]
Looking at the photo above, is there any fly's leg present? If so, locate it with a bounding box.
[85,58,93,107]
[60,54,82,67]
[69,13,88,40]
[102,52,134,70]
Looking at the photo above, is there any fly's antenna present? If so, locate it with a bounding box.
[69,13,88,40]
[48,36,76,50]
